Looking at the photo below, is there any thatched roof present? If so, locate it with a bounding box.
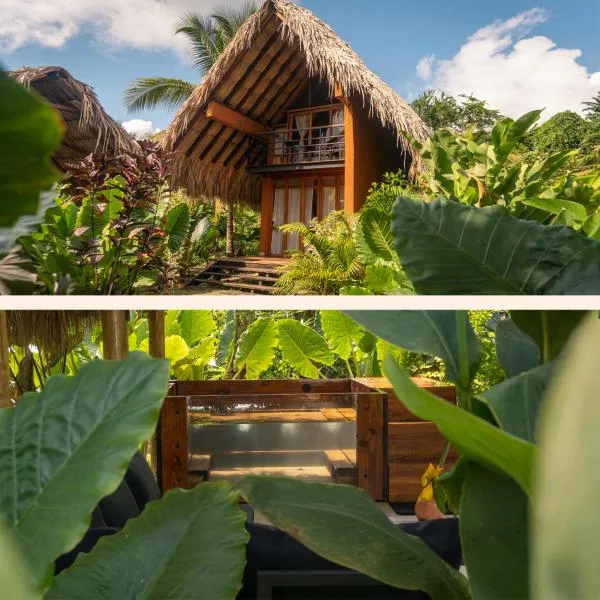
[9,66,138,167]
[7,311,98,359]
[163,0,429,205]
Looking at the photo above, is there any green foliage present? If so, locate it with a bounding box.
[392,197,600,295]
[19,143,188,294]
[47,483,248,600]
[237,477,470,600]
[411,90,504,133]
[0,353,250,599]
[0,71,62,228]
[275,212,364,295]
[0,353,170,592]
[533,316,600,599]
[234,317,278,379]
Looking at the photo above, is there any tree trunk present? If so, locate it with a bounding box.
[226,198,235,257]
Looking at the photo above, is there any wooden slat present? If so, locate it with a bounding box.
[355,377,456,423]
[157,396,189,493]
[198,124,227,160]
[321,408,346,421]
[206,101,267,135]
[188,453,211,474]
[175,379,353,396]
[356,391,386,501]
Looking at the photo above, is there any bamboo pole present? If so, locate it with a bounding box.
[101,311,128,360]
[148,310,166,474]
[0,311,12,408]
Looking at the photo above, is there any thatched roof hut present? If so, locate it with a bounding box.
[163,0,429,206]
[9,66,138,167]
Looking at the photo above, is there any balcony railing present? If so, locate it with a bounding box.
[248,123,345,169]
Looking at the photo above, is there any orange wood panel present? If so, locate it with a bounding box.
[356,391,387,501]
[206,101,267,135]
[157,396,189,494]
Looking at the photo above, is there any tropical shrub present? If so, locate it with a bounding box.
[275,212,364,295]
[237,309,595,599]
[19,142,191,294]
[0,353,248,598]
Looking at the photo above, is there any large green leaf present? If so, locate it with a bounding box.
[237,477,471,600]
[0,71,63,227]
[235,318,277,379]
[179,311,216,347]
[320,311,363,361]
[0,353,169,592]
[478,364,554,443]
[460,464,530,600]
[347,310,481,389]
[511,311,588,363]
[47,483,248,600]
[165,203,190,252]
[533,316,600,600]
[522,198,587,222]
[165,335,190,365]
[0,519,36,600]
[383,356,536,497]
[495,318,540,377]
[277,319,334,379]
[392,197,600,294]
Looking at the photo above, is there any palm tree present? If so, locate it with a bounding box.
[124,2,258,257]
[583,92,600,122]
[124,2,258,113]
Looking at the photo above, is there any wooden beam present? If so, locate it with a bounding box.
[156,396,189,493]
[101,311,128,360]
[211,129,242,164]
[206,102,267,135]
[263,65,308,122]
[148,310,166,474]
[198,124,227,161]
[173,26,280,150]
[334,82,350,107]
[260,176,274,256]
[0,312,11,408]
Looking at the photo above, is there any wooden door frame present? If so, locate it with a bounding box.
[262,168,344,257]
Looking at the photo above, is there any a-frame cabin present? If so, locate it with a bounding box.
[164,0,429,257]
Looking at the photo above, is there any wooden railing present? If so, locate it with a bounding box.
[248,124,345,168]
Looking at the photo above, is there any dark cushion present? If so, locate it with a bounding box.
[97,478,140,529]
[124,452,161,512]
[238,519,461,600]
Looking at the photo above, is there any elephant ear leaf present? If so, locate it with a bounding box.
[47,483,248,600]
[0,353,169,593]
[165,203,190,251]
[392,197,600,295]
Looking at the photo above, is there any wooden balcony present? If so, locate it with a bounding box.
[247,123,345,173]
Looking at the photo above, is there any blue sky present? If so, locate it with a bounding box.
[3,0,599,134]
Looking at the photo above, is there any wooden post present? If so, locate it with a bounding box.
[0,312,11,408]
[148,311,166,473]
[156,396,189,493]
[260,176,274,256]
[101,311,128,360]
[353,381,387,501]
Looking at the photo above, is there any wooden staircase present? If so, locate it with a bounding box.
[189,257,288,294]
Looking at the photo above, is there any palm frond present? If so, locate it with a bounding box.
[176,12,222,74]
[124,77,195,113]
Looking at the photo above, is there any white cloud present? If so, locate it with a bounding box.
[416,55,434,80]
[417,8,600,120]
[122,119,160,139]
[0,0,248,57]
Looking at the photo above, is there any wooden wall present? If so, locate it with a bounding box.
[344,96,407,214]
[356,377,458,503]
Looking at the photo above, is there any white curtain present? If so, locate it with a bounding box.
[304,185,315,225]
[271,189,285,255]
[322,185,336,218]
[294,114,310,163]
[287,187,301,251]
[325,109,344,160]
